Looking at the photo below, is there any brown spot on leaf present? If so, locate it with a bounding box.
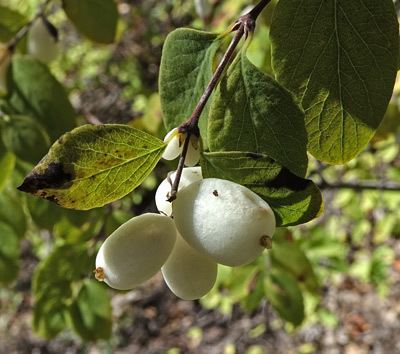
[17,162,73,194]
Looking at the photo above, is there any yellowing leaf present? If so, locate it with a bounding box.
[18,124,165,210]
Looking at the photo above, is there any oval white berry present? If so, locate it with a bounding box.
[27,18,58,63]
[155,166,202,216]
[162,233,217,300]
[95,213,177,290]
[0,44,11,96]
[162,128,182,161]
[173,178,276,267]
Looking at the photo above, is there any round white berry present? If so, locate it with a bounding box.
[95,213,177,290]
[162,233,217,300]
[173,178,276,267]
[155,166,202,216]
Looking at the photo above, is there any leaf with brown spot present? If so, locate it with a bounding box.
[18,124,165,210]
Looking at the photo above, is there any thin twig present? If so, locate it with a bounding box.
[168,0,272,201]
[317,180,400,192]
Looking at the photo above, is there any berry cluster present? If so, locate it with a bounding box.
[95,130,276,300]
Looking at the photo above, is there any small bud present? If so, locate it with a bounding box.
[162,128,182,161]
[185,135,200,167]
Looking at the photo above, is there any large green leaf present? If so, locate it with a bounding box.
[63,0,118,44]
[0,6,27,42]
[9,56,76,141]
[18,124,165,210]
[270,0,399,164]
[0,222,19,285]
[0,115,50,164]
[209,51,308,177]
[159,28,222,146]
[201,151,323,226]
[68,280,112,341]
[264,268,305,326]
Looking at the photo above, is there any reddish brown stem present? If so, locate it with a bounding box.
[168,0,272,202]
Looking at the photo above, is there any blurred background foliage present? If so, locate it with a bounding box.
[0,0,400,353]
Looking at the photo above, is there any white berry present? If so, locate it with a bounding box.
[95,213,177,290]
[162,233,218,300]
[27,17,58,63]
[155,166,202,216]
[173,178,276,266]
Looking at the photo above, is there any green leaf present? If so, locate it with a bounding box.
[27,196,64,230]
[270,0,399,164]
[159,28,222,146]
[63,0,118,44]
[18,124,165,210]
[0,150,15,192]
[33,244,93,295]
[1,115,50,164]
[264,268,304,326]
[270,237,319,294]
[0,188,27,238]
[33,291,70,339]
[0,222,20,285]
[32,244,93,338]
[0,6,27,42]
[209,51,308,177]
[68,279,112,341]
[201,151,323,226]
[9,56,76,141]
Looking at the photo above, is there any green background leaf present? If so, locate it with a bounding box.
[270,0,399,164]
[264,268,305,326]
[209,51,308,177]
[0,188,27,238]
[159,28,222,146]
[0,6,26,41]
[201,151,323,226]
[0,115,50,164]
[0,150,15,192]
[68,280,112,341]
[0,222,20,285]
[63,0,118,44]
[32,244,93,339]
[8,56,76,141]
[270,234,319,294]
[18,124,165,210]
